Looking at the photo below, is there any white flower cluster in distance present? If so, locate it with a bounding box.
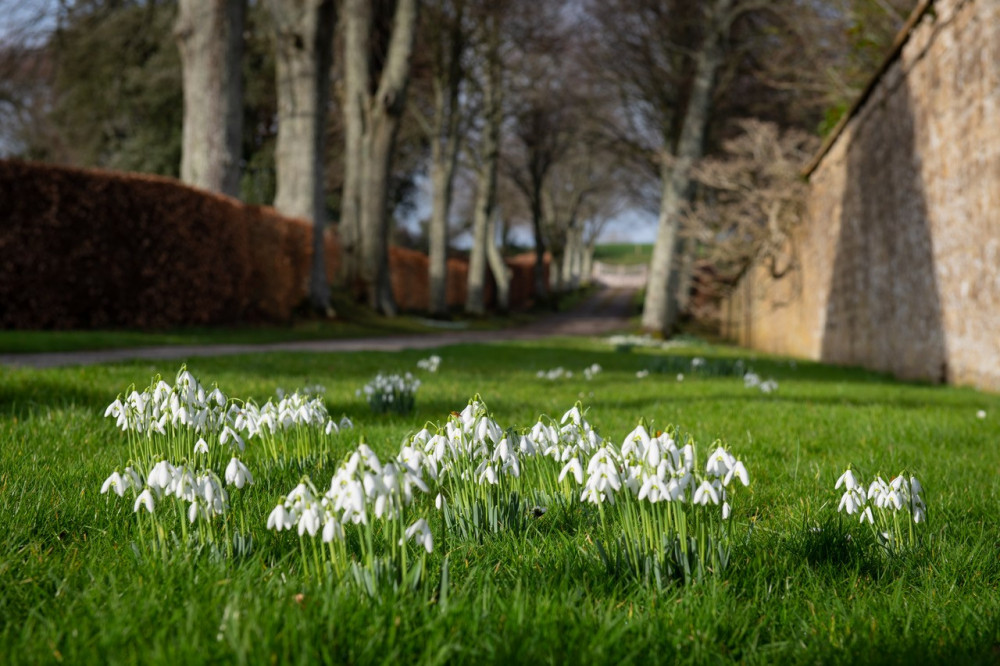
[360,372,421,414]
[417,355,442,373]
[743,372,778,393]
[607,334,664,349]
[537,364,602,381]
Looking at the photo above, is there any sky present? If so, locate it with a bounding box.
[401,176,657,248]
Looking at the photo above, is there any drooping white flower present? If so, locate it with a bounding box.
[402,518,433,553]
[224,457,253,489]
[558,458,584,485]
[101,471,127,497]
[724,460,750,487]
[194,438,209,454]
[322,516,344,543]
[267,502,293,531]
[835,468,857,491]
[134,488,155,513]
[693,480,720,506]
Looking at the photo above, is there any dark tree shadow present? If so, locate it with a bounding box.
[821,71,948,383]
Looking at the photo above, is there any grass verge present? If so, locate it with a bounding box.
[1,337,998,664]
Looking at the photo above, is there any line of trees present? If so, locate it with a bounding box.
[0,0,916,331]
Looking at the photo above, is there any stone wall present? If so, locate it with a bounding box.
[722,0,1000,392]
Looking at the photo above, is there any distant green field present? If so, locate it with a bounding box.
[593,243,653,265]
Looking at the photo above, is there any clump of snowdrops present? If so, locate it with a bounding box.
[359,372,420,415]
[536,363,602,381]
[100,366,350,557]
[743,372,778,393]
[416,355,441,373]
[266,395,751,590]
[835,468,927,553]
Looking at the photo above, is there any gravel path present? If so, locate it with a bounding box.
[1,287,637,369]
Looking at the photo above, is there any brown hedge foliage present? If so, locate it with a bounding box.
[0,159,543,329]
[0,159,323,328]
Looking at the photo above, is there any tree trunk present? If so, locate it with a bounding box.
[485,214,511,312]
[427,4,465,317]
[428,138,453,315]
[338,0,368,295]
[532,216,548,305]
[465,24,502,316]
[675,239,696,315]
[581,242,595,286]
[175,0,245,197]
[344,0,419,315]
[641,0,730,334]
[269,0,336,313]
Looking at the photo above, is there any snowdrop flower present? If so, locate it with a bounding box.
[693,480,720,506]
[134,488,155,513]
[322,516,344,542]
[100,471,128,497]
[267,501,293,531]
[636,370,649,379]
[838,487,865,515]
[194,438,209,454]
[220,426,245,452]
[324,419,339,435]
[224,457,253,489]
[724,460,750,486]
[559,458,584,485]
[706,446,734,477]
[977,410,986,419]
[859,506,874,524]
[297,503,322,537]
[402,518,433,553]
[835,468,857,491]
[147,460,174,491]
[676,373,684,382]
[743,372,761,388]
[722,501,731,519]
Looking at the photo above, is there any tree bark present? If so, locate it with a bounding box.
[581,242,595,286]
[269,0,336,313]
[427,1,465,316]
[465,15,502,315]
[175,0,245,197]
[338,0,368,294]
[344,0,420,315]
[485,214,511,312]
[641,0,731,334]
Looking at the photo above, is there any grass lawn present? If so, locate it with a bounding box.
[593,243,653,266]
[0,293,551,355]
[2,337,998,664]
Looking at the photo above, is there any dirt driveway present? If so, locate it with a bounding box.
[0,287,638,369]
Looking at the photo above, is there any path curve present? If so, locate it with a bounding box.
[1,287,637,369]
